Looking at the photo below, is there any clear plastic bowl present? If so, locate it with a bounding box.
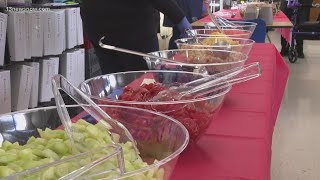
[80,70,231,144]
[0,105,189,180]
[144,49,248,75]
[175,37,255,55]
[189,29,253,39]
[204,21,257,38]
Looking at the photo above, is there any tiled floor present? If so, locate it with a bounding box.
[269,31,320,180]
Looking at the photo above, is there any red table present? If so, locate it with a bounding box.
[171,43,289,180]
[192,10,293,43]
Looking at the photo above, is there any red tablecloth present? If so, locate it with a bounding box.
[197,10,292,43]
[274,11,292,43]
[171,43,289,180]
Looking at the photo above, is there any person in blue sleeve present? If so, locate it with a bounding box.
[79,0,192,74]
[163,0,206,49]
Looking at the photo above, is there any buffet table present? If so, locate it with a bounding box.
[171,43,290,180]
[192,10,293,43]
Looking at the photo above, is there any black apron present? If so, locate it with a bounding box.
[80,0,159,74]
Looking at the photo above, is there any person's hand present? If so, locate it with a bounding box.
[287,0,299,8]
[177,17,192,38]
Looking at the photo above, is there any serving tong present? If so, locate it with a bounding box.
[14,74,141,179]
[151,62,261,102]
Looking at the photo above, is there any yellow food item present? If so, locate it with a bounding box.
[200,32,241,45]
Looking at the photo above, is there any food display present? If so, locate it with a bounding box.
[190,29,252,39]
[97,82,227,144]
[204,21,257,38]
[176,49,242,64]
[200,34,240,46]
[144,49,248,75]
[80,71,229,144]
[175,36,254,56]
[0,104,190,180]
[0,120,164,179]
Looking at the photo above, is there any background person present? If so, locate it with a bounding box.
[79,0,192,74]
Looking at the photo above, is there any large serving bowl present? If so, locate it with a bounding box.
[80,70,231,144]
[0,105,188,179]
[175,37,255,55]
[144,49,248,75]
[204,21,257,38]
[189,29,253,39]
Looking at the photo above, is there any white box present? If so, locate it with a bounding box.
[39,58,51,102]
[6,65,33,111]
[43,11,56,56]
[59,52,74,85]
[76,48,85,87]
[24,12,31,59]
[76,7,84,46]
[71,50,79,86]
[39,57,59,102]
[65,8,77,49]
[0,13,7,66]
[29,11,44,57]
[23,62,39,108]
[61,11,66,51]
[6,11,26,62]
[0,70,11,114]
[72,8,77,47]
[54,9,65,54]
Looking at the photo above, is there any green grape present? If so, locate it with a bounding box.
[0,153,17,164]
[0,120,165,179]
[42,149,60,160]
[41,167,56,180]
[7,163,23,173]
[86,124,100,138]
[0,166,15,178]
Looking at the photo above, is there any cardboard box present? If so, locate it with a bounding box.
[76,7,84,46]
[39,57,60,102]
[54,9,65,54]
[24,12,31,59]
[23,62,39,108]
[59,51,74,85]
[65,8,77,49]
[6,11,26,61]
[0,70,11,114]
[39,58,50,102]
[6,65,33,111]
[29,11,44,57]
[43,11,56,56]
[76,48,85,87]
[0,13,7,66]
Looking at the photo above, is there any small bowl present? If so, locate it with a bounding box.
[0,105,188,179]
[190,29,253,39]
[144,49,248,75]
[204,21,257,38]
[80,70,231,144]
[175,37,255,55]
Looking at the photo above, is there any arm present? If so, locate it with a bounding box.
[149,0,192,37]
[149,0,185,24]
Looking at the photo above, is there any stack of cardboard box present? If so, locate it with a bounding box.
[0,7,84,114]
